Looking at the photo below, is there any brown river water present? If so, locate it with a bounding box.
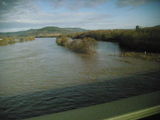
[0,38,160,120]
[0,38,159,96]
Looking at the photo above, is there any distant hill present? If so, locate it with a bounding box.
[0,26,87,37]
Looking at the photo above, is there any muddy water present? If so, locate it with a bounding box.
[0,38,160,120]
[0,38,159,96]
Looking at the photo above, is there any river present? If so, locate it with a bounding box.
[0,38,160,120]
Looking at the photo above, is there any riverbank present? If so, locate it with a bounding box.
[66,25,160,53]
[1,25,160,54]
[0,36,35,46]
[120,52,160,62]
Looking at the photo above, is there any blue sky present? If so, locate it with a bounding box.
[0,0,160,32]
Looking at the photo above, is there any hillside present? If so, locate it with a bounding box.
[0,26,86,37]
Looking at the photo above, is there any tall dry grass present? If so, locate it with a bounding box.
[56,36,97,54]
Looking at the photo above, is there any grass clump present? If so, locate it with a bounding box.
[56,36,97,54]
[0,37,15,46]
[0,36,35,46]
[69,37,97,53]
[56,36,70,46]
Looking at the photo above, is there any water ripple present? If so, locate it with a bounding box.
[0,71,160,120]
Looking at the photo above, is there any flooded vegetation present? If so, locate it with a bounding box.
[56,36,97,53]
[0,36,35,46]
[120,52,160,62]
[68,26,160,53]
[55,25,160,61]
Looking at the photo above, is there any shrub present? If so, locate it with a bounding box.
[119,31,160,52]
[69,37,97,53]
[0,37,14,45]
[56,36,97,54]
[0,36,35,46]
[56,36,69,46]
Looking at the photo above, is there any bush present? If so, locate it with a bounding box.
[0,36,35,46]
[69,37,97,53]
[0,37,14,45]
[56,36,97,54]
[56,36,70,46]
[119,31,160,52]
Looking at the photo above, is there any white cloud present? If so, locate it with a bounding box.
[0,0,159,32]
[0,0,113,32]
[0,8,113,32]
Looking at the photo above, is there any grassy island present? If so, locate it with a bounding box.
[56,36,97,54]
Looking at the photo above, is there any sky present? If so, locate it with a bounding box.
[0,0,160,32]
